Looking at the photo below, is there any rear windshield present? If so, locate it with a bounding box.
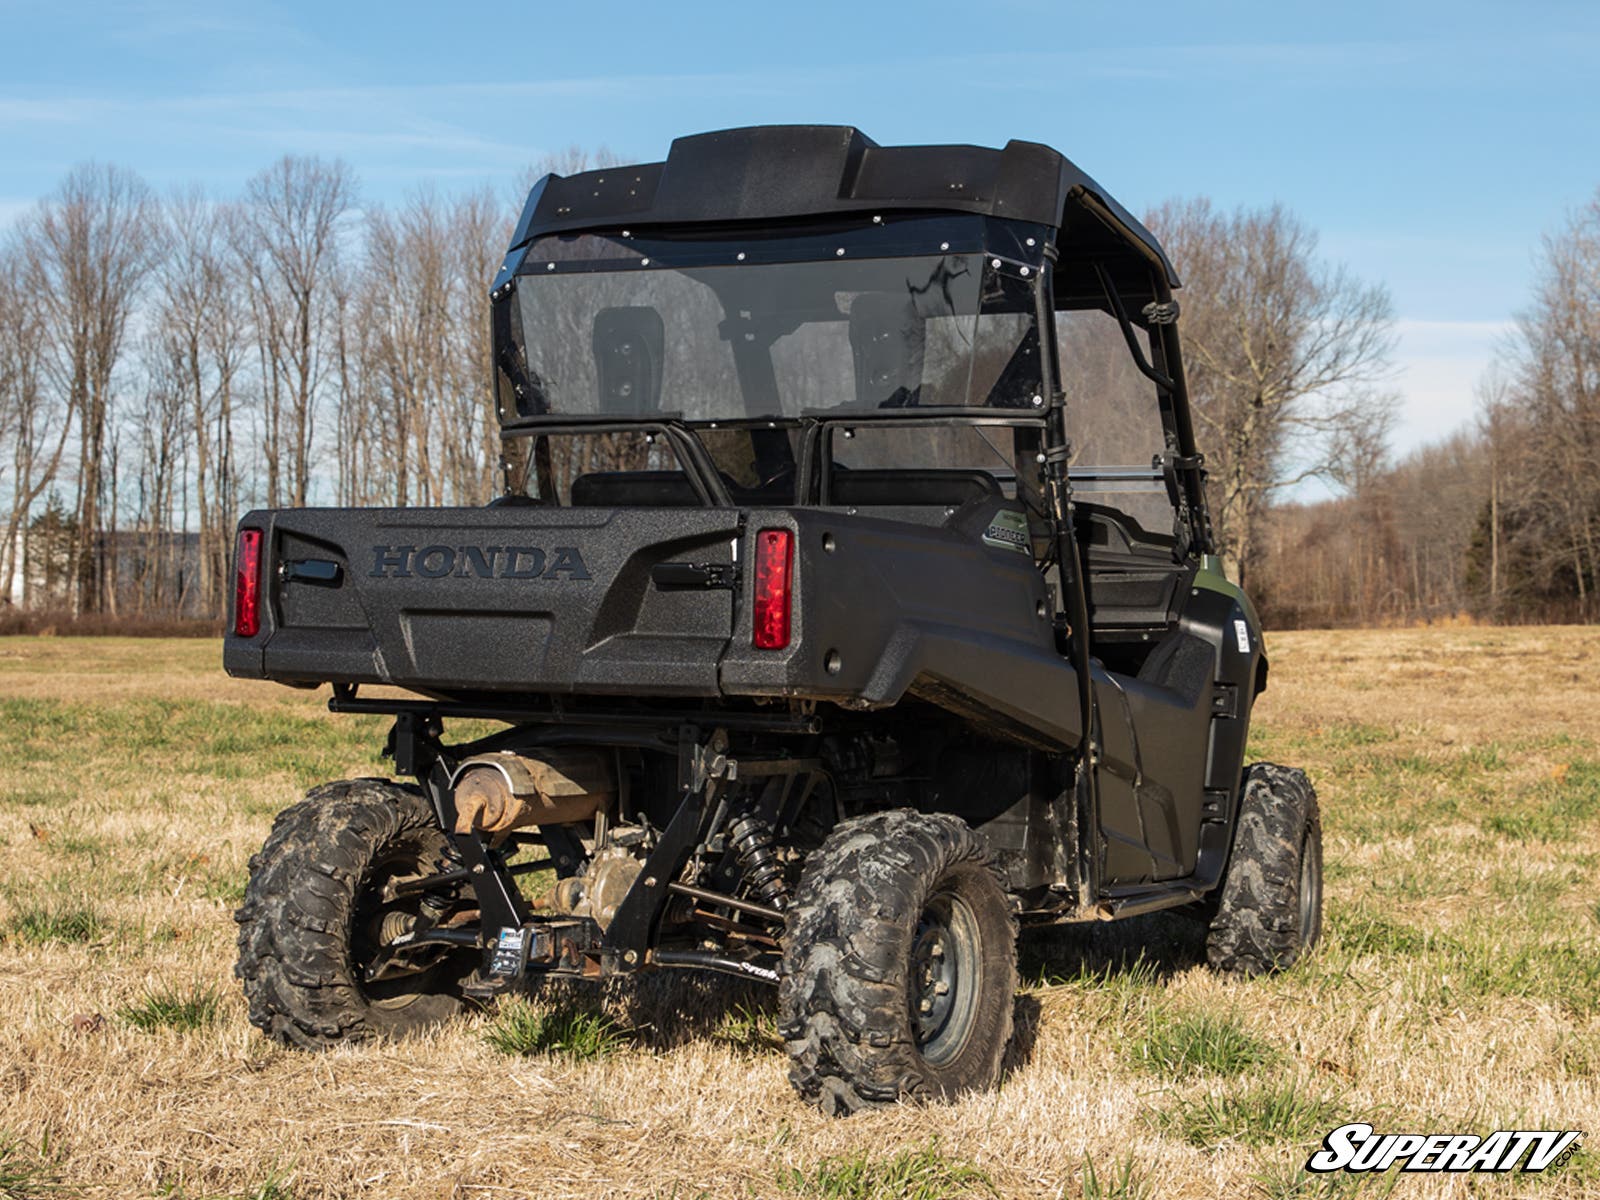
[500,232,1042,422]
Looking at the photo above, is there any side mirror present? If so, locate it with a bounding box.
[592,306,665,414]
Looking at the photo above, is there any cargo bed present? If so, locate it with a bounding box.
[224,501,1081,749]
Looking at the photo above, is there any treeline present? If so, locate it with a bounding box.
[1254,190,1600,627]
[0,151,612,620]
[0,149,1593,628]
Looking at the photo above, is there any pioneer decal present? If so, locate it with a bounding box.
[368,544,592,580]
[981,509,1031,556]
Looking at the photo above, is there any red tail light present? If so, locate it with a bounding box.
[234,528,263,637]
[752,528,794,650]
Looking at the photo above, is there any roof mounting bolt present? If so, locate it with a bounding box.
[842,428,854,438]
[835,248,846,257]
[1026,237,1037,247]
[640,257,651,266]
[872,214,882,224]
[991,258,1002,269]
[622,229,631,237]
[736,252,746,261]
[940,242,950,251]
[1036,452,1047,463]
[1020,266,1031,276]
[1031,394,1045,407]
[546,262,555,271]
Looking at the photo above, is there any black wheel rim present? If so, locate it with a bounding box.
[1298,827,1322,947]
[353,840,454,1010]
[909,888,983,1067]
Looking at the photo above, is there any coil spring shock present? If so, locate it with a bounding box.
[727,815,788,910]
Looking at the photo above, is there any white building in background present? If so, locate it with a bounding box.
[5,526,23,607]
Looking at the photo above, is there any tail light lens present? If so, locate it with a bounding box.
[233,529,263,637]
[751,528,794,650]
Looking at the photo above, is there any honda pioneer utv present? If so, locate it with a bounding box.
[226,125,1321,1112]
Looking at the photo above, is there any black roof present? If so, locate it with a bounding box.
[508,125,1178,287]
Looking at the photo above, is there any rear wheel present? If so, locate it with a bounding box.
[1206,763,1322,976]
[235,779,470,1048]
[779,810,1017,1115]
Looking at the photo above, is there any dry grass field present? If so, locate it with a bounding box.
[0,628,1596,1199]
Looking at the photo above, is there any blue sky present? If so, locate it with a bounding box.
[3,0,1597,455]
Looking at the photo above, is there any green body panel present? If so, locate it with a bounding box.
[1194,554,1266,665]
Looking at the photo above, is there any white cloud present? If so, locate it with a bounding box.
[1390,317,1512,452]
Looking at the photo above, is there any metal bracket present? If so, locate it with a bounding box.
[605,727,732,966]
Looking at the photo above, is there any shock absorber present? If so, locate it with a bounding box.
[727,815,788,910]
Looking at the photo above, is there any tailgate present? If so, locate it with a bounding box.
[224,506,740,696]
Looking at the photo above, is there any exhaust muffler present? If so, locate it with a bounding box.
[451,749,613,837]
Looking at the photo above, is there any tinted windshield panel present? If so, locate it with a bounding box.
[1056,306,1165,468]
[506,249,1041,420]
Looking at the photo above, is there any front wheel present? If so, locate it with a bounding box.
[1206,763,1323,976]
[779,810,1018,1115]
[235,779,471,1048]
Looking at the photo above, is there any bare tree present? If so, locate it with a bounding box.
[448,186,514,505]
[1484,187,1600,618]
[0,144,620,620]
[0,242,75,604]
[242,156,356,507]
[1147,199,1397,585]
[0,243,76,604]
[19,164,160,613]
[130,331,192,614]
[154,190,250,609]
[342,186,515,508]
[362,193,453,505]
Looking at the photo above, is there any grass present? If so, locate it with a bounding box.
[1158,1079,1346,1150]
[0,1134,55,1200]
[481,998,628,1060]
[0,628,1595,1199]
[1080,1152,1154,1200]
[779,1141,996,1200]
[1129,1010,1279,1078]
[713,999,783,1054]
[155,1172,297,1200]
[1247,1157,1398,1199]
[118,982,225,1033]
[1,899,104,946]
